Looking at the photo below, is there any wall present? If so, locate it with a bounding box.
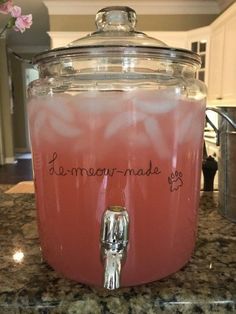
[50,14,217,32]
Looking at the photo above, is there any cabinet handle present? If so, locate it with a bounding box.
[216,97,223,100]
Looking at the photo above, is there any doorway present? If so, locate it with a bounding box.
[10,55,39,157]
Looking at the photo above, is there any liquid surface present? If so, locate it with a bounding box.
[28,90,205,286]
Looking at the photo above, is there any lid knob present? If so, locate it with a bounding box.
[95,6,137,32]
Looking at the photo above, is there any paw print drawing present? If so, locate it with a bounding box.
[168,171,183,192]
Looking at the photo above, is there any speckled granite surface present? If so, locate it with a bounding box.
[0,187,235,314]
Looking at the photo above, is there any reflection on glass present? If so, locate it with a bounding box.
[13,250,24,263]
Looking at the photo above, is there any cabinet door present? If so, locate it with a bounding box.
[221,15,236,101]
[207,26,225,100]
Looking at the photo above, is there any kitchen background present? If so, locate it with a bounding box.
[0,0,235,166]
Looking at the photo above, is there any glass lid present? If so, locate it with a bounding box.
[68,6,167,48]
[33,6,201,67]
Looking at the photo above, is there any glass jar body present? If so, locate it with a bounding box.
[28,55,206,287]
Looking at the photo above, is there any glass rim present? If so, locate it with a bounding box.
[33,45,201,68]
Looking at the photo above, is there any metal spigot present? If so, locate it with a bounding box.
[100,206,129,290]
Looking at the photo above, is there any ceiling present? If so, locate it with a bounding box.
[0,0,235,52]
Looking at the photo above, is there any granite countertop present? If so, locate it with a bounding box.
[0,185,235,314]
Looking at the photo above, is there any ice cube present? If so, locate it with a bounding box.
[49,116,81,137]
[74,91,131,114]
[104,111,147,139]
[177,112,195,144]
[128,131,149,147]
[144,117,170,158]
[45,95,75,123]
[33,110,47,135]
[28,98,41,123]
[131,90,179,114]
[189,111,205,144]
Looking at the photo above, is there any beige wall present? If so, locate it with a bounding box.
[0,38,14,164]
[50,14,217,32]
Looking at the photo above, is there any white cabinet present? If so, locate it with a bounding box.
[221,14,236,101]
[207,25,225,100]
[208,3,236,103]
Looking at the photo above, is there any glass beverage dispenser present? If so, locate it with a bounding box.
[28,7,206,290]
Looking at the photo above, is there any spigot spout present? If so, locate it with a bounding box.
[103,251,122,290]
[100,206,129,290]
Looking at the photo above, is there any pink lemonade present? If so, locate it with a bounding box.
[28,90,205,287]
